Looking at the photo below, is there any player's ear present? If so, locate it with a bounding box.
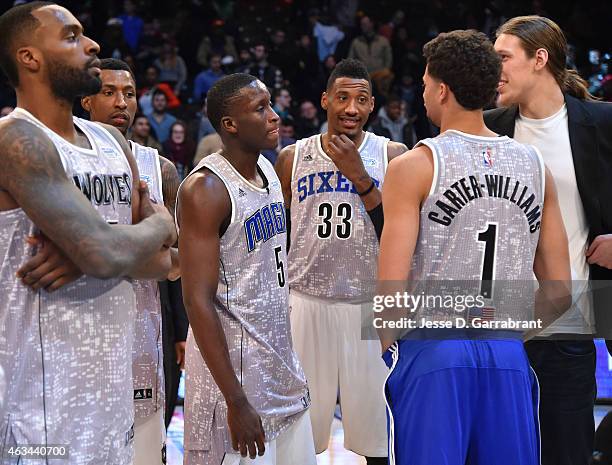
[16,46,41,73]
[321,92,328,110]
[81,96,92,112]
[369,95,375,114]
[439,82,449,104]
[221,116,237,134]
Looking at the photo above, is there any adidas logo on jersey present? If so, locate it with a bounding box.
[133,388,153,400]
[238,188,247,197]
[303,153,313,161]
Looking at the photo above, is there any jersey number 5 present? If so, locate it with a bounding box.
[274,246,286,287]
[317,202,352,239]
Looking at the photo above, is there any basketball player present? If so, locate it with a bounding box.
[0,2,175,464]
[377,30,570,465]
[18,58,179,463]
[177,73,316,465]
[274,58,406,464]
[81,58,179,465]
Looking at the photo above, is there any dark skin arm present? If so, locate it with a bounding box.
[178,169,265,459]
[19,133,180,290]
[106,123,173,280]
[0,118,175,281]
[160,155,182,281]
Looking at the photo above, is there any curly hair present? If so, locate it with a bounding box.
[423,30,501,110]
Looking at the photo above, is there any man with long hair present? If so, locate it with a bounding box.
[485,15,612,465]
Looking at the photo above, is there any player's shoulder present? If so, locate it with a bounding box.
[276,143,296,168]
[179,165,225,202]
[0,116,54,159]
[388,144,432,172]
[387,141,409,160]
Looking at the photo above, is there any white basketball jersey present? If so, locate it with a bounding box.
[130,140,165,420]
[412,130,544,325]
[288,132,389,302]
[0,108,136,464]
[180,153,309,462]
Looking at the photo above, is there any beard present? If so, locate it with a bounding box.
[47,57,101,103]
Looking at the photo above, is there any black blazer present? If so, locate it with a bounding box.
[484,94,612,337]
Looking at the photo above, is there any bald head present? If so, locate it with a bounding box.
[0,1,54,86]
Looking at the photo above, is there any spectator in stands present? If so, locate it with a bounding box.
[235,47,252,73]
[196,99,216,142]
[147,89,177,144]
[193,132,223,166]
[128,113,163,152]
[294,33,323,102]
[163,121,195,179]
[262,118,297,165]
[136,17,163,69]
[154,42,188,97]
[273,88,293,120]
[193,53,225,103]
[313,17,345,62]
[242,42,283,90]
[349,16,393,74]
[269,29,294,78]
[119,0,143,53]
[369,94,415,147]
[296,100,323,138]
[138,66,181,115]
[349,16,393,96]
[99,17,131,60]
[196,19,238,68]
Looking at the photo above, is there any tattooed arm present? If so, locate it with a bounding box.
[1,118,176,280]
[102,123,174,280]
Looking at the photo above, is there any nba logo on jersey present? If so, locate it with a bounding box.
[482,147,493,167]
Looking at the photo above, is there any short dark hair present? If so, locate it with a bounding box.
[385,93,402,105]
[326,58,371,91]
[206,73,258,133]
[152,88,167,99]
[0,1,54,86]
[133,112,147,122]
[423,30,501,110]
[99,58,136,83]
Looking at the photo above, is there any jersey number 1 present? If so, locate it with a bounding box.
[477,223,497,299]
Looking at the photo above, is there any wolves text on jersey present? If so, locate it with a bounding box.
[72,172,132,207]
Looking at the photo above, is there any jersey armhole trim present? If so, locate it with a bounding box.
[415,139,439,197]
[531,145,546,202]
[383,139,390,174]
[291,140,301,180]
[201,162,237,224]
[154,151,164,204]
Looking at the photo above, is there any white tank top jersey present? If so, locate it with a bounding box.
[179,153,310,457]
[129,140,165,420]
[288,132,389,302]
[0,108,137,464]
[411,130,545,325]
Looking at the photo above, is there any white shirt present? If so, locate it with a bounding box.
[515,104,595,335]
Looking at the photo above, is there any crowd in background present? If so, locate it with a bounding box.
[1,0,611,176]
